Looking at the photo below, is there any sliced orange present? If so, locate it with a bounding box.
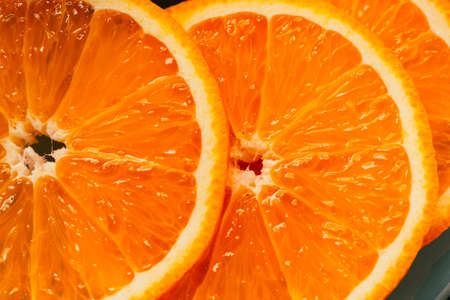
[0,0,227,299]
[326,0,450,246]
[169,0,438,299]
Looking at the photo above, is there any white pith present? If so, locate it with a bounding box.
[173,1,433,299]
[1,1,224,299]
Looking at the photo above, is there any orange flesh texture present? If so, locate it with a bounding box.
[190,13,267,139]
[0,177,33,299]
[327,0,450,211]
[24,0,94,123]
[67,75,201,172]
[258,187,377,299]
[55,154,196,273]
[194,187,291,300]
[0,0,27,122]
[53,8,178,130]
[32,176,134,299]
[0,0,201,298]
[188,13,410,298]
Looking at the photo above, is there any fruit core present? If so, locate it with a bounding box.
[2,129,67,179]
[29,135,66,163]
[237,157,263,176]
[230,136,278,192]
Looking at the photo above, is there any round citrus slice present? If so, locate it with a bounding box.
[0,0,228,299]
[325,0,450,246]
[169,0,438,299]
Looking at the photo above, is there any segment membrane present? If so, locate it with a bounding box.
[270,145,411,248]
[272,65,402,156]
[189,13,267,139]
[194,187,291,300]
[0,0,27,121]
[53,9,178,130]
[32,176,133,299]
[258,15,361,139]
[67,75,200,172]
[24,0,94,123]
[258,187,378,300]
[0,178,33,299]
[56,153,196,272]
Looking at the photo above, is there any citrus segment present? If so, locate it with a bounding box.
[31,176,133,299]
[67,75,200,172]
[258,188,378,300]
[194,187,291,300]
[271,65,402,155]
[53,8,178,131]
[399,32,450,118]
[0,0,27,122]
[190,13,267,138]
[56,153,196,272]
[326,0,450,242]
[328,0,428,49]
[271,145,410,248]
[24,0,94,124]
[258,15,361,139]
[0,178,33,299]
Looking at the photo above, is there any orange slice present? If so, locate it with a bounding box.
[0,0,227,299]
[169,0,438,299]
[326,0,450,246]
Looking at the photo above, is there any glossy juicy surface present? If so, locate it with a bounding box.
[0,0,201,298]
[186,12,411,299]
